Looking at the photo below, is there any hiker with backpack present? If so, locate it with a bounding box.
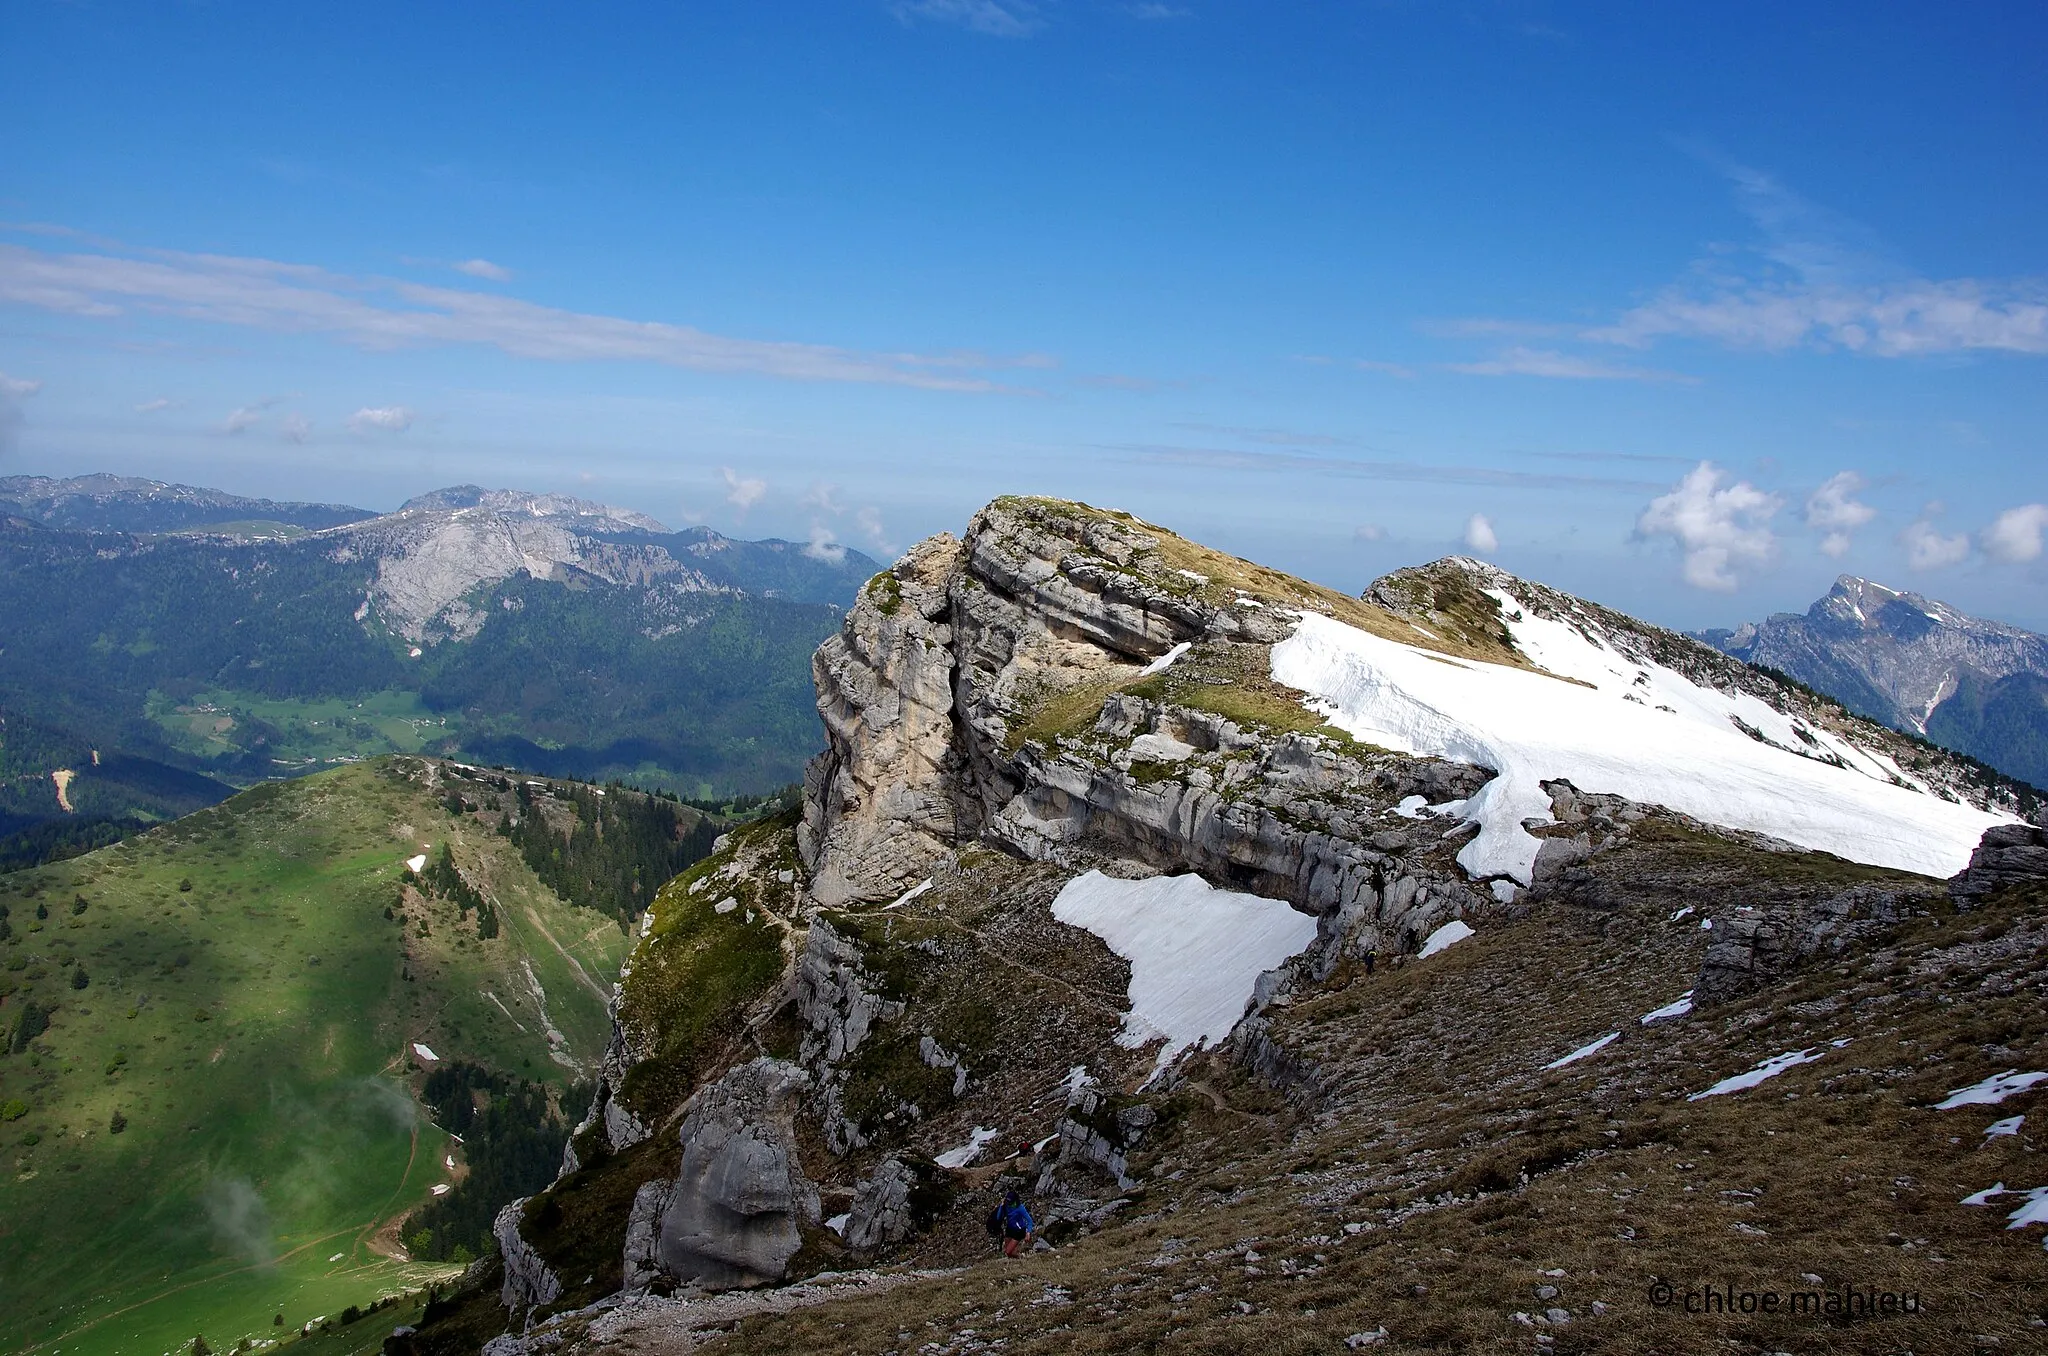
[987,1189,1035,1258]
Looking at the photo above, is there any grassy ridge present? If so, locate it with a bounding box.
[0,760,636,1354]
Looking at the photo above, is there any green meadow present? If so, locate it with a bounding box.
[0,760,631,1354]
[144,688,463,771]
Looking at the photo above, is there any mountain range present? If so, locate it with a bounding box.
[373,496,2046,1356]
[1696,574,2048,789]
[0,474,878,867]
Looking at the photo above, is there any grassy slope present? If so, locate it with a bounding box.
[0,759,630,1355]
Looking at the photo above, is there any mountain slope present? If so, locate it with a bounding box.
[1697,574,2048,788]
[0,478,878,810]
[0,473,373,536]
[0,757,714,1354]
[400,496,2045,1355]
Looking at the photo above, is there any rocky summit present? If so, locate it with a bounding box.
[403,497,2048,1356]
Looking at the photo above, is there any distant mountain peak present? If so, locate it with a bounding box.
[1698,575,2048,785]
[396,485,668,533]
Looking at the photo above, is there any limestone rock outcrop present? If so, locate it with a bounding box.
[652,1057,820,1290]
[495,1197,563,1311]
[1951,823,2048,904]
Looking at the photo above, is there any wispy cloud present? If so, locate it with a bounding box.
[1126,3,1189,17]
[1112,443,1665,493]
[1446,346,1697,383]
[722,467,767,512]
[1634,462,1781,591]
[0,370,38,456]
[0,239,1021,391]
[1803,470,1877,558]
[893,0,1042,37]
[348,405,414,434]
[135,396,174,413]
[1463,512,1498,553]
[223,406,263,434]
[1354,523,1386,542]
[804,522,848,564]
[855,505,896,558]
[1983,503,2048,565]
[452,258,512,281]
[1900,515,1971,570]
[279,412,313,443]
[1590,162,2048,357]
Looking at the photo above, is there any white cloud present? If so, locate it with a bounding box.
[0,240,1018,391]
[1463,513,1498,554]
[452,258,512,281]
[0,372,41,399]
[893,0,1041,36]
[1803,470,1877,558]
[803,522,847,564]
[1982,503,2048,564]
[1354,523,1386,542]
[135,396,173,413]
[1634,462,1781,591]
[1445,346,1695,383]
[347,405,414,433]
[279,412,312,443]
[1127,3,1189,16]
[803,482,847,515]
[722,467,767,512]
[1899,517,1971,570]
[223,406,262,435]
[855,505,896,557]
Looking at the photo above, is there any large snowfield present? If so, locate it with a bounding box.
[1051,870,1319,1067]
[1270,596,2012,884]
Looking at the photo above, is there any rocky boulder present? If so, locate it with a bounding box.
[653,1057,820,1290]
[1950,823,2048,904]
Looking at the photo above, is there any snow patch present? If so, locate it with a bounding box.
[825,1213,851,1236]
[1417,919,1474,958]
[1640,993,1694,1025]
[1489,879,1518,903]
[1138,641,1193,678]
[431,1183,451,1196]
[1668,906,1693,922]
[886,878,933,910]
[1936,1070,2048,1109]
[412,1043,439,1062]
[1393,795,1428,819]
[1544,1031,1619,1069]
[1688,1044,1843,1101]
[935,1126,999,1170]
[1051,870,1318,1067]
[1986,1116,2025,1139]
[405,854,427,874]
[1270,608,2012,884]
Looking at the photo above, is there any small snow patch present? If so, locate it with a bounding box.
[1699,918,1713,931]
[405,854,427,874]
[935,1126,999,1169]
[1489,879,1518,904]
[430,1184,451,1196]
[1640,993,1694,1025]
[328,1252,345,1263]
[1936,1070,2048,1110]
[886,879,933,910]
[1176,569,1209,584]
[1961,1182,2007,1207]
[825,1213,851,1236]
[1987,1116,2025,1139]
[1393,795,1428,819]
[1417,920,1474,959]
[1545,1032,1619,1069]
[412,1043,439,1062]
[1138,641,1193,678]
[1668,906,1693,922]
[1688,1046,1833,1101]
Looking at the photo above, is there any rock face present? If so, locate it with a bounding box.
[653,1058,820,1289]
[495,1197,563,1311]
[1951,823,2048,904]
[843,1156,918,1252]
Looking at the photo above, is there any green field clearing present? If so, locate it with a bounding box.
[0,760,631,1353]
[145,689,463,772]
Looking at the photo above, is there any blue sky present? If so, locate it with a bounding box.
[3,0,2045,629]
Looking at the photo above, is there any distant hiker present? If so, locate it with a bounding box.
[996,1189,1035,1258]
[1362,949,1377,977]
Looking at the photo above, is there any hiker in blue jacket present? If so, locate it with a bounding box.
[997,1190,1035,1258]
